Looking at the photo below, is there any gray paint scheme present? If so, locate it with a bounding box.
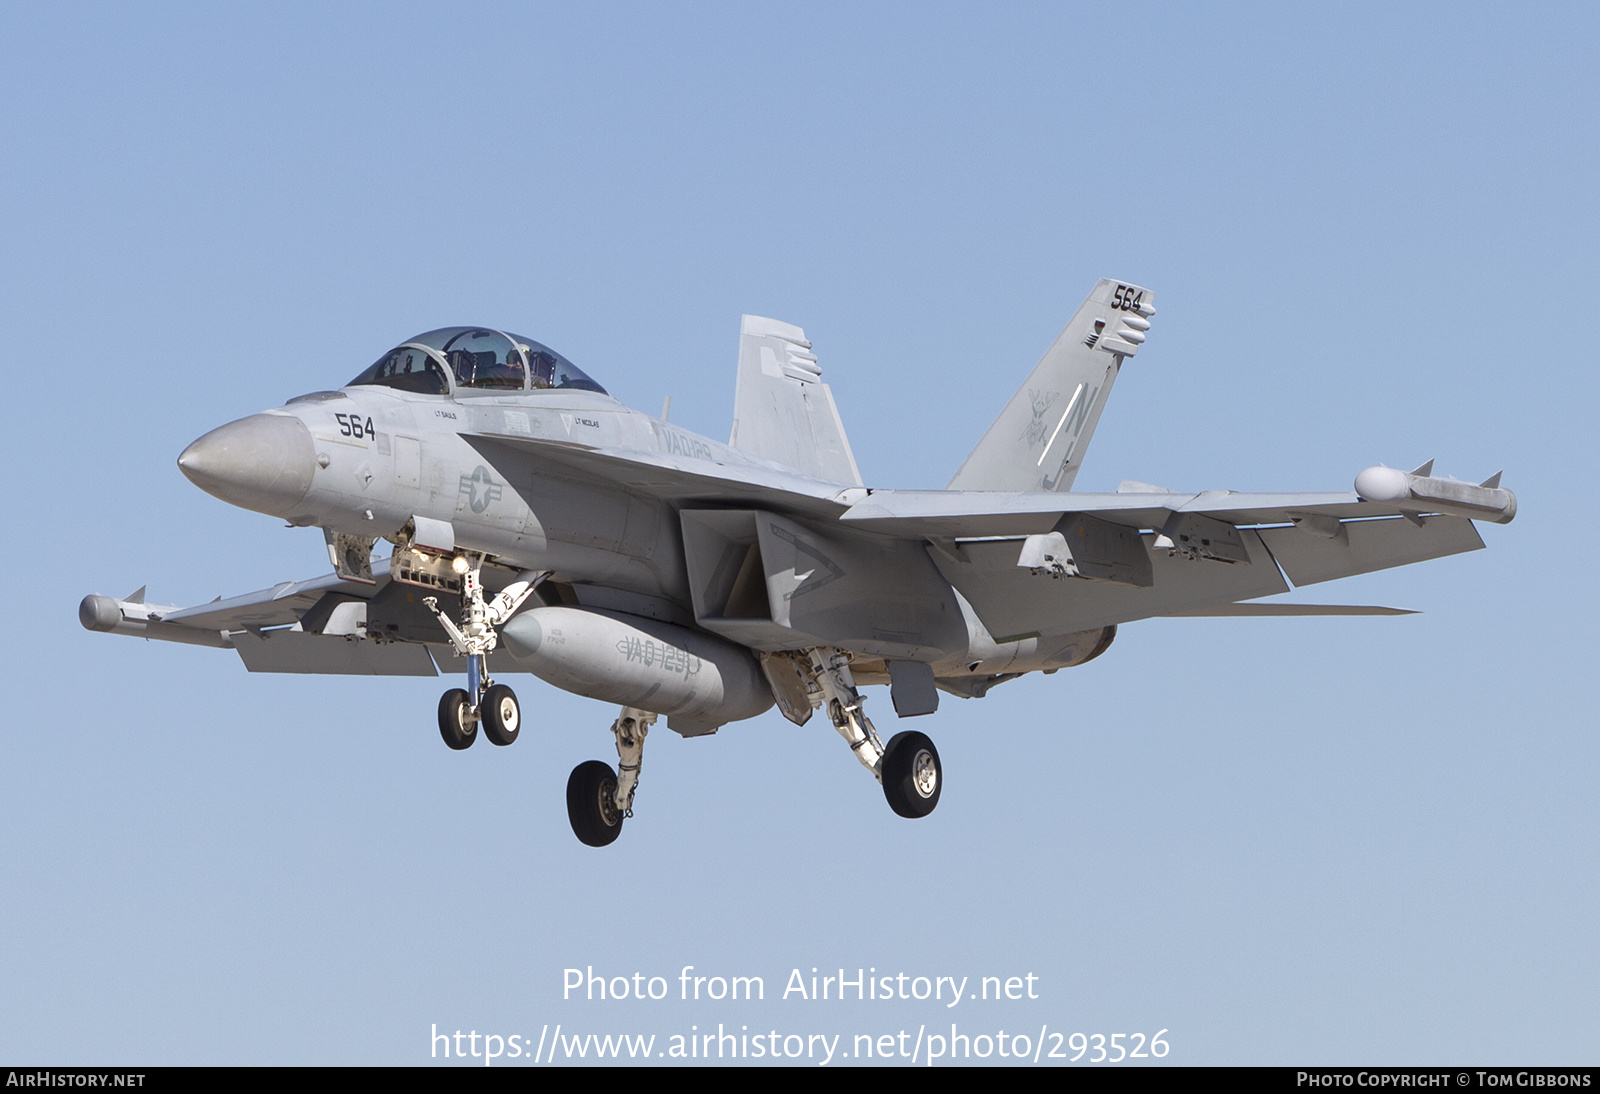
[81,281,1514,728]
[947,278,1154,493]
[729,315,863,487]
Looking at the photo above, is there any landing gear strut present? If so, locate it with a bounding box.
[424,559,545,750]
[805,647,887,778]
[567,706,655,847]
[799,647,943,819]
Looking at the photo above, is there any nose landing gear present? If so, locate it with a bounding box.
[423,560,544,751]
[438,688,478,750]
[480,683,520,746]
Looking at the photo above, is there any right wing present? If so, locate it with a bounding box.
[458,430,853,519]
[78,560,520,677]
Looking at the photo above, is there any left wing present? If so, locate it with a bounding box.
[845,460,1517,536]
[838,477,1503,642]
[842,487,1409,537]
[840,484,1490,589]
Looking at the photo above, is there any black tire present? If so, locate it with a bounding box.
[881,730,942,818]
[437,688,477,750]
[567,760,624,847]
[481,684,521,746]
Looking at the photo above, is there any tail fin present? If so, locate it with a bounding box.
[729,315,863,486]
[946,279,1154,492]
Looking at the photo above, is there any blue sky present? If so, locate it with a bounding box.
[2,2,1595,1065]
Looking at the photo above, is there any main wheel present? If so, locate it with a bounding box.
[481,684,521,746]
[881,730,942,818]
[567,760,624,847]
[437,688,477,750]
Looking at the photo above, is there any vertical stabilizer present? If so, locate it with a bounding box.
[729,315,863,486]
[947,279,1154,492]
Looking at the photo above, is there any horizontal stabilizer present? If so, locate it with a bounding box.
[1166,603,1417,617]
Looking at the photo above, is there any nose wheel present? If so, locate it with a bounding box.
[481,683,520,746]
[438,688,478,750]
[436,681,521,750]
[423,562,545,752]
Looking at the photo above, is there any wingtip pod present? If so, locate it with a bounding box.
[78,592,234,648]
[79,594,123,632]
[1355,465,1517,524]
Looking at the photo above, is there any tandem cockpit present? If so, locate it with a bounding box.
[347,327,608,398]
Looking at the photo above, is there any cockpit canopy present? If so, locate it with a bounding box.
[347,327,607,396]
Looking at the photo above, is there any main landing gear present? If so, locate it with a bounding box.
[424,559,545,751]
[800,648,943,820]
[557,651,944,847]
[567,707,655,847]
[880,730,941,818]
[559,651,946,848]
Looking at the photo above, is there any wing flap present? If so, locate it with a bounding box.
[233,631,439,676]
[1258,515,1484,586]
[931,529,1290,641]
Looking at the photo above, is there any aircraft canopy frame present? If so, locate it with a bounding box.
[346,326,607,398]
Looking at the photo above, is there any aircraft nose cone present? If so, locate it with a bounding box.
[178,413,316,516]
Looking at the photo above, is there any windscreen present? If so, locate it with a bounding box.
[347,344,449,395]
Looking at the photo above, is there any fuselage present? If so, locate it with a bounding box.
[182,380,847,604]
[84,288,1511,840]
[176,338,1111,686]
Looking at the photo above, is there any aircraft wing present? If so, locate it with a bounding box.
[77,559,523,678]
[462,432,854,518]
[840,487,1404,537]
[838,486,1490,642]
[158,569,373,632]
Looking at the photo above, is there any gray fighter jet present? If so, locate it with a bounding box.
[79,279,1516,846]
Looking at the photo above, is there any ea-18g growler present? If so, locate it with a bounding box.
[80,279,1516,846]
